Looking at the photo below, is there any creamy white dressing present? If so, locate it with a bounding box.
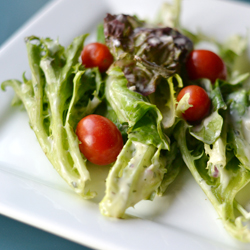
[116,142,148,195]
[205,136,232,190]
[205,137,226,170]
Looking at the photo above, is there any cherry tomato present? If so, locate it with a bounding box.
[80,42,113,73]
[186,50,227,83]
[177,85,211,122]
[76,114,123,165]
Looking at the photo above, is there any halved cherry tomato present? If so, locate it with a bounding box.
[177,85,211,122]
[76,114,123,165]
[186,50,227,83]
[80,42,113,73]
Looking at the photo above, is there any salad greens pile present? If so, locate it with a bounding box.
[2,0,250,242]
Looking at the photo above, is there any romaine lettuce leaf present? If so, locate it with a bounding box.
[99,139,166,218]
[2,35,103,197]
[174,120,250,242]
[105,66,169,149]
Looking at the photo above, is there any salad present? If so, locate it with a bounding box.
[2,0,250,242]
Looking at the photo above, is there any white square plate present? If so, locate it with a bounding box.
[1,0,250,249]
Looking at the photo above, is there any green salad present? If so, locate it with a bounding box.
[2,0,250,242]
